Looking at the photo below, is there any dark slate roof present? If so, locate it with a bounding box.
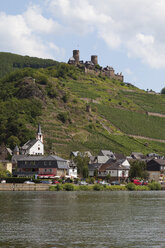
[99,160,129,172]
[22,139,38,150]
[88,163,101,171]
[17,155,68,169]
[106,162,129,171]
[114,153,126,160]
[17,155,66,162]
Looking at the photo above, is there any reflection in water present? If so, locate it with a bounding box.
[0,191,165,248]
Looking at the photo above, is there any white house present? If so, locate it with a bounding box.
[21,124,44,155]
[99,159,130,182]
[67,161,78,178]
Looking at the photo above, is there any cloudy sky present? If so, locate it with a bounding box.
[1,0,165,92]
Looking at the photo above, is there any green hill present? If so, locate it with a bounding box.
[1,52,165,158]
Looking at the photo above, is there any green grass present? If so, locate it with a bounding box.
[121,91,165,114]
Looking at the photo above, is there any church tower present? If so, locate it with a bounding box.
[36,124,43,143]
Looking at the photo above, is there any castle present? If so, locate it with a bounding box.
[68,50,124,82]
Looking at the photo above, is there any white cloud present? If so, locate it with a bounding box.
[0,6,64,59]
[46,0,165,68]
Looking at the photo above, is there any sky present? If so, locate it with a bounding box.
[1,0,165,92]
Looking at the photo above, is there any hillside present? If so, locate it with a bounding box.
[0,52,58,78]
[1,52,165,158]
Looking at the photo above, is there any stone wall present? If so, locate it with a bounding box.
[0,183,50,191]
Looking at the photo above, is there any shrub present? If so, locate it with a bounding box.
[148,182,161,190]
[78,185,89,191]
[63,183,74,191]
[93,184,102,191]
[126,183,136,191]
[56,183,63,191]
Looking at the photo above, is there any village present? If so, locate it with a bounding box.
[0,124,165,187]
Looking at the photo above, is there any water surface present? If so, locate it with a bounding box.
[0,191,165,248]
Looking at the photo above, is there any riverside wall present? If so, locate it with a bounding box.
[0,183,50,191]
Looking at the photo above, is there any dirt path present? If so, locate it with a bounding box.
[128,134,165,143]
[147,112,165,118]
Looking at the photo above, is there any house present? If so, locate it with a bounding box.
[67,161,78,178]
[88,163,101,177]
[15,155,68,178]
[0,144,12,160]
[98,158,130,182]
[147,159,165,181]
[99,150,115,159]
[21,124,44,155]
[131,152,145,160]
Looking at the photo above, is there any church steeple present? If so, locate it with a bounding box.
[36,124,43,143]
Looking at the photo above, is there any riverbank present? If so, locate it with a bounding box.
[0,182,164,191]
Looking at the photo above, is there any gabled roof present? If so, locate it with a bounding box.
[99,160,130,172]
[99,150,115,157]
[114,153,126,160]
[22,139,38,150]
[88,163,101,171]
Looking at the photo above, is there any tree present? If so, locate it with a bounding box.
[129,160,148,179]
[0,163,11,178]
[161,87,165,94]
[73,153,89,178]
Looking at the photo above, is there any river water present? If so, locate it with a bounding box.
[0,191,165,248]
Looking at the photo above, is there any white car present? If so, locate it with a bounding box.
[79,181,88,185]
[24,181,35,184]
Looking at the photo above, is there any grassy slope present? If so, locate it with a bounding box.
[1,52,165,158]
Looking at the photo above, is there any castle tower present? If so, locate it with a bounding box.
[91,55,98,65]
[73,50,80,64]
[36,124,43,143]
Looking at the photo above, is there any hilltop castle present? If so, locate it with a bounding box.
[68,50,124,82]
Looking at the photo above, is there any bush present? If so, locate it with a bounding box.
[63,183,74,191]
[78,185,89,191]
[126,183,136,191]
[93,184,102,191]
[148,182,161,190]
[56,183,63,191]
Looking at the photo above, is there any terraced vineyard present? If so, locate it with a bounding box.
[1,52,165,158]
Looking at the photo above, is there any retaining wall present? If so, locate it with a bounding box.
[0,183,50,191]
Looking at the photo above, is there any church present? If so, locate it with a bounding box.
[14,124,44,155]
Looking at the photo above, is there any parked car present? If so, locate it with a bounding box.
[111,181,120,185]
[1,180,6,184]
[79,181,88,185]
[41,180,52,184]
[99,181,109,185]
[132,179,142,185]
[141,181,148,185]
[24,181,35,184]
[52,180,60,184]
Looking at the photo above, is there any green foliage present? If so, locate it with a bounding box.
[161,87,165,94]
[46,82,57,98]
[0,164,11,178]
[57,112,71,123]
[74,154,89,177]
[63,183,74,191]
[0,52,58,78]
[93,184,102,191]
[78,185,89,191]
[148,182,161,190]
[129,160,148,179]
[126,183,136,191]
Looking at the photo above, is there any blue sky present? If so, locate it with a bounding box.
[1,0,165,92]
